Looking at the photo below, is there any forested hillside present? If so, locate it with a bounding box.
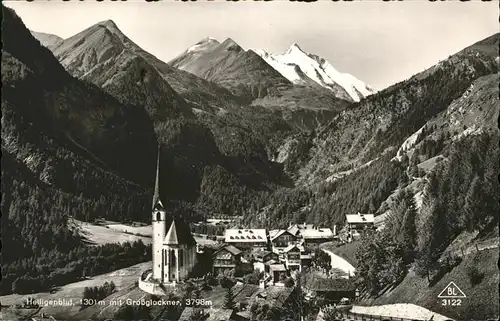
[1,6,156,294]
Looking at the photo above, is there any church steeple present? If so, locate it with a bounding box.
[152,144,164,210]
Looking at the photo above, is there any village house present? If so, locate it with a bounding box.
[224,229,269,250]
[269,229,298,251]
[286,223,335,245]
[233,284,295,320]
[212,245,242,276]
[287,223,313,237]
[283,244,301,273]
[345,213,374,231]
[252,249,279,274]
[252,249,278,263]
[300,227,335,245]
[310,277,357,305]
[268,263,288,285]
[300,253,313,269]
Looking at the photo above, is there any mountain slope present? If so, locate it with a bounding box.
[288,33,499,186]
[35,20,296,209]
[168,37,221,71]
[170,37,292,101]
[254,43,374,102]
[49,20,243,113]
[2,10,158,188]
[31,30,64,50]
[1,5,159,282]
[355,73,499,321]
[169,37,354,113]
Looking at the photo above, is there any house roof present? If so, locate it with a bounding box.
[283,244,301,253]
[232,284,293,310]
[287,224,334,239]
[265,259,278,266]
[215,245,242,256]
[269,229,281,239]
[253,249,273,258]
[178,307,234,321]
[269,264,287,272]
[287,224,314,236]
[225,229,268,243]
[300,228,334,239]
[311,277,356,292]
[270,229,295,241]
[345,213,374,224]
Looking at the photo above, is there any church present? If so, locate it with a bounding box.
[151,148,197,284]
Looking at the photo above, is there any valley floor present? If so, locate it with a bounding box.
[0,262,151,320]
[70,218,217,247]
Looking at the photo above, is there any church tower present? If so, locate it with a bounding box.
[152,145,166,281]
[150,145,197,285]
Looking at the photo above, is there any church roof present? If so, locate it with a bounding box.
[152,144,163,210]
[163,218,197,246]
[164,221,178,245]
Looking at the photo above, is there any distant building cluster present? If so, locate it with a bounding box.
[213,223,334,286]
[139,148,369,301]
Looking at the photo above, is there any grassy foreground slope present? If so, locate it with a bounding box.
[361,248,498,321]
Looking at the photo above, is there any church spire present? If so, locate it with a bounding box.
[152,143,163,210]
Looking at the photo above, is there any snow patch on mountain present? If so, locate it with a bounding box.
[253,43,375,102]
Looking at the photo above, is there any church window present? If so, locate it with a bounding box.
[169,250,176,268]
[156,212,161,221]
[179,250,184,267]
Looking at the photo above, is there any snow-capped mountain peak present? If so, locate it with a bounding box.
[253,43,375,102]
[286,43,305,55]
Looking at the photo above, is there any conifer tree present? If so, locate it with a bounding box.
[223,286,236,310]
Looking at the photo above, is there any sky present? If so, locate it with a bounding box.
[4,1,498,90]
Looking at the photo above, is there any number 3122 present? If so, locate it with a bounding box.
[441,299,462,306]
